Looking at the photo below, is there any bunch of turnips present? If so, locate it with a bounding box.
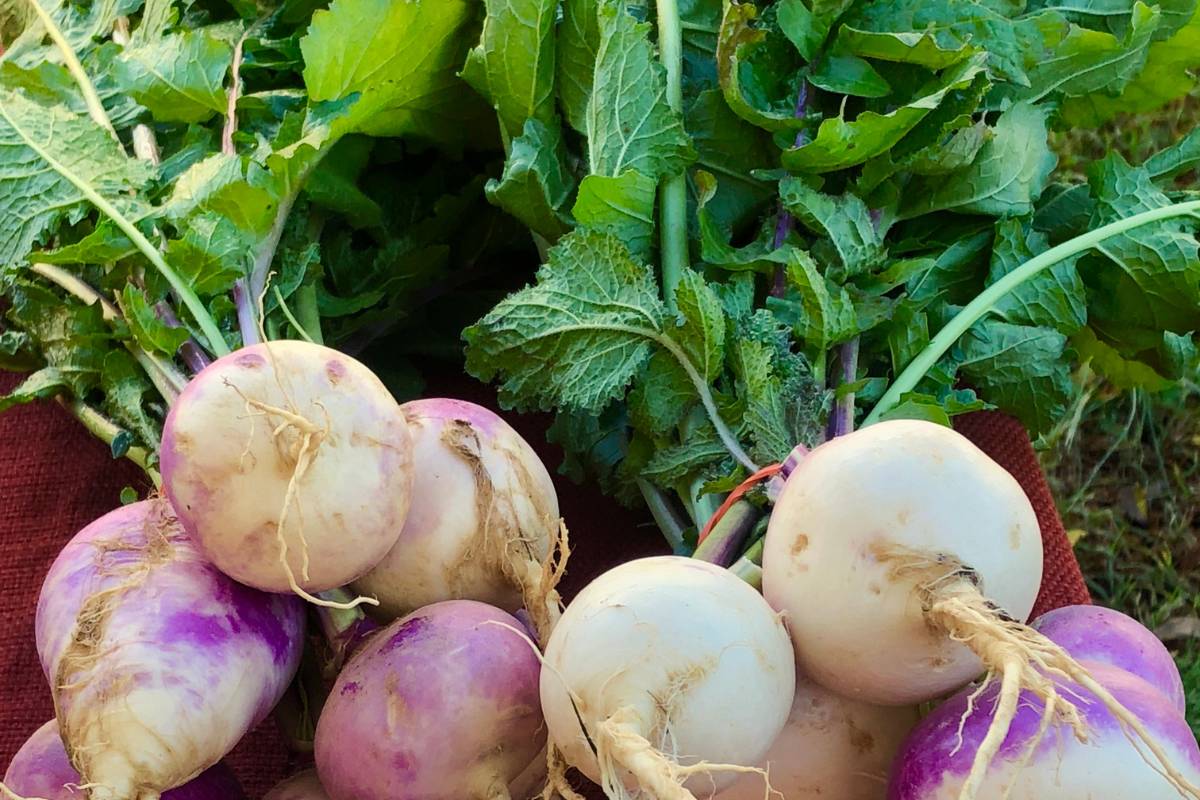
[3,339,1198,800]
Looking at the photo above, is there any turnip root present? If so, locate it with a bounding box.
[351,398,562,635]
[540,556,796,800]
[716,675,919,800]
[2,721,245,800]
[263,770,329,800]
[161,341,414,600]
[314,600,545,800]
[889,661,1200,799]
[35,500,305,800]
[1033,604,1186,714]
[761,419,1200,799]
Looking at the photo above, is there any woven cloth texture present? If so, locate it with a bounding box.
[0,369,1089,797]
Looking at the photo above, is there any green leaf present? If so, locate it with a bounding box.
[778,178,885,278]
[588,1,696,179]
[31,220,136,265]
[464,229,669,413]
[304,137,384,228]
[835,26,976,68]
[784,249,858,353]
[888,303,929,374]
[1144,126,1200,182]
[733,338,792,462]
[0,88,152,265]
[120,285,190,357]
[164,213,252,297]
[162,154,278,235]
[0,329,39,370]
[781,54,987,173]
[642,432,729,485]
[4,280,113,395]
[808,52,892,98]
[300,0,489,142]
[987,218,1087,334]
[1060,2,1200,124]
[486,117,576,241]
[0,367,68,412]
[1081,154,1200,333]
[114,29,233,123]
[558,0,600,134]
[1025,0,1195,41]
[465,0,558,140]
[100,349,160,448]
[717,1,806,132]
[777,0,855,61]
[879,389,990,425]
[900,102,1057,219]
[572,171,657,259]
[686,89,775,234]
[957,317,1074,436]
[629,351,696,435]
[673,269,726,381]
[1071,325,1171,390]
[995,1,1162,106]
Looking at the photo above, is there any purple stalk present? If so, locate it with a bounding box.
[233,279,261,346]
[825,336,860,440]
[770,81,811,298]
[156,301,212,373]
[692,500,759,567]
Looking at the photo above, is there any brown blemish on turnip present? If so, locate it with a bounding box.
[791,534,810,556]
[896,509,910,525]
[846,718,875,755]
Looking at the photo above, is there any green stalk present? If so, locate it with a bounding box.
[656,0,687,310]
[25,0,116,139]
[274,286,316,344]
[63,398,161,487]
[0,103,230,357]
[637,478,690,553]
[294,284,324,345]
[865,200,1200,426]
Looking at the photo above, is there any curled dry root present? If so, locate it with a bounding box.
[883,546,1200,800]
[227,379,376,611]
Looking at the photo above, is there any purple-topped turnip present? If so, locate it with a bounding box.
[2,720,244,800]
[889,661,1200,799]
[161,341,414,602]
[1033,604,1186,714]
[351,399,562,635]
[35,500,305,800]
[314,600,544,800]
[762,419,1200,798]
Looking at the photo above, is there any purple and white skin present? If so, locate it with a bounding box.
[889,661,1200,800]
[1033,604,1186,714]
[263,770,330,800]
[351,399,560,630]
[161,340,414,599]
[2,720,245,800]
[35,500,306,800]
[314,600,545,800]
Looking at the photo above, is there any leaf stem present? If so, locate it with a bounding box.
[294,283,324,345]
[0,104,230,357]
[771,81,810,297]
[26,0,116,139]
[865,199,1200,426]
[274,286,316,343]
[112,19,161,165]
[656,0,687,310]
[826,336,859,440]
[637,478,692,553]
[61,397,161,487]
[223,26,252,156]
[692,499,757,567]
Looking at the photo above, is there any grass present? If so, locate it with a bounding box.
[1043,92,1200,735]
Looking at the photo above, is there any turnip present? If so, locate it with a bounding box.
[314,600,545,800]
[263,770,330,800]
[161,340,414,602]
[1033,604,1186,714]
[539,556,795,800]
[351,398,563,635]
[889,661,1200,799]
[1,720,244,800]
[35,500,305,800]
[716,675,920,800]
[761,419,1200,798]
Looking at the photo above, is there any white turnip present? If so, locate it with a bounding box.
[762,419,1199,799]
[540,556,795,800]
[351,398,562,634]
[314,600,545,800]
[889,661,1200,799]
[2,720,245,800]
[161,340,414,600]
[35,500,305,800]
[716,675,919,800]
[263,770,329,800]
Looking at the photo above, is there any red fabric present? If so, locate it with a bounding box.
[0,370,1088,797]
